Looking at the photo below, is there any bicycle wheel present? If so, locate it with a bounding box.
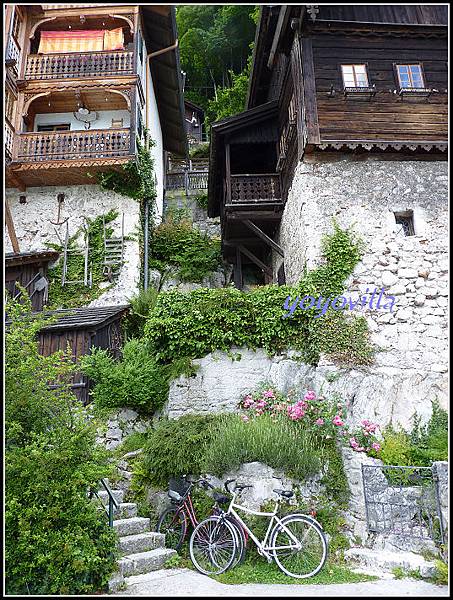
[270,514,327,579]
[189,516,238,575]
[226,516,247,566]
[156,507,187,551]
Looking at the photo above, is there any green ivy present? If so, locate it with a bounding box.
[193,192,209,211]
[46,211,118,309]
[149,215,222,283]
[144,223,373,366]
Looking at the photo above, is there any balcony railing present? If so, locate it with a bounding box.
[5,122,14,160]
[25,50,134,80]
[16,129,132,162]
[229,174,282,204]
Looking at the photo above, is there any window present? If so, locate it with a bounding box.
[394,211,415,237]
[5,89,15,123]
[396,64,425,89]
[111,118,123,128]
[37,124,70,132]
[341,64,369,88]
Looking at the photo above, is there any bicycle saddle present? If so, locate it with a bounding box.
[168,489,183,502]
[212,491,230,504]
[273,489,294,498]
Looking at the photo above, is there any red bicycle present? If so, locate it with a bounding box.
[156,476,247,564]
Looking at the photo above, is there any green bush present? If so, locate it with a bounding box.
[5,295,117,594]
[194,192,209,211]
[124,287,159,339]
[432,560,448,586]
[379,428,413,466]
[189,143,210,158]
[144,223,372,367]
[80,339,169,415]
[203,414,321,481]
[149,216,222,283]
[140,415,224,487]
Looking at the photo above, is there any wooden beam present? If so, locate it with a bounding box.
[227,211,282,221]
[238,245,273,278]
[243,219,284,257]
[5,199,20,253]
[267,6,290,68]
[234,247,243,289]
[300,37,320,144]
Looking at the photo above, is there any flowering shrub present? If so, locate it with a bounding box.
[239,383,382,457]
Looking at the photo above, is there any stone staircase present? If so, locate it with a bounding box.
[97,489,176,592]
[344,547,437,579]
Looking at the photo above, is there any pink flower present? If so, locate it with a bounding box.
[337,402,343,409]
[332,415,344,426]
[256,400,267,409]
[349,437,358,448]
[304,390,316,401]
[372,442,381,452]
[241,415,250,422]
[256,409,264,416]
[315,418,324,426]
[263,390,275,399]
[243,399,252,408]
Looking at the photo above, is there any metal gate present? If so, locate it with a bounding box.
[362,464,445,544]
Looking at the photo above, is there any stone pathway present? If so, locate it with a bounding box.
[113,567,449,596]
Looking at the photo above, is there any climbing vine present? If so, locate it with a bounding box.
[46,211,117,309]
[144,222,374,366]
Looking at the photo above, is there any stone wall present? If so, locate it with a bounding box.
[271,154,448,417]
[5,184,142,306]
[165,347,440,431]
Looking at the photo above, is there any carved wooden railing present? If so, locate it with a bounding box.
[229,174,282,204]
[6,37,20,77]
[25,51,134,79]
[166,170,208,192]
[5,121,14,160]
[16,128,132,162]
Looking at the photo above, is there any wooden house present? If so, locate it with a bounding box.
[208,5,448,288]
[184,99,206,147]
[38,304,129,404]
[5,250,59,312]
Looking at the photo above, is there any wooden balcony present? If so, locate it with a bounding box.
[16,128,132,162]
[228,174,282,207]
[7,128,134,188]
[24,50,134,80]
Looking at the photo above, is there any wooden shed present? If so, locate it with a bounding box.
[37,304,129,404]
[5,250,59,312]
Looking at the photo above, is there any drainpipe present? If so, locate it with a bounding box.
[143,40,179,290]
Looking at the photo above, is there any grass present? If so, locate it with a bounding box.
[214,556,379,585]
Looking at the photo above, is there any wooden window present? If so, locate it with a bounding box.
[111,118,123,128]
[341,64,369,88]
[37,124,70,132]
[396,64,425,89]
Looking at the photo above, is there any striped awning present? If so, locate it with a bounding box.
[38,28,123,54]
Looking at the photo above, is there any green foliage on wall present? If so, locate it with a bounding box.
[380,401,448,468]
[189,143,210,159]
[5,294,117,594]
[144,223,373,366]
[46,210,117,309]
[139,415,225,487]
[193,192,209,211]
[149,214,222,283]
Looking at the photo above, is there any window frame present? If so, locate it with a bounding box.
[394,63,426,90]
[340,63,370,89]
[37,124,71,132]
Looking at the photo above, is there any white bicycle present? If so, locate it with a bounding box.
[189,478,328,578]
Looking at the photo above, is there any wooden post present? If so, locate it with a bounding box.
[234,246,243,289]
[225,141,231,204]
[5,199,20,253]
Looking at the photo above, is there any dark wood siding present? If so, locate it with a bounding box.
[311,32,447,143]
[5,263,48,312]
[316,5,448,26]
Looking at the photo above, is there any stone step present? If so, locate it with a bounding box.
[118,548,177,577]
[115,502,138,519]
[97,489,124,505]
[119,532,165,555]
[113,516,150,537]
[344,547,437,578]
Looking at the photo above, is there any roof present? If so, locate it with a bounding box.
[207,101,278,218]
[5,250,60,267]
[184,99,205,114]
[141,6,187,157]
[38,304,129,332]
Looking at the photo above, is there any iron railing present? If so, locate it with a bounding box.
[89,478,120,527]
[362,464,445,544]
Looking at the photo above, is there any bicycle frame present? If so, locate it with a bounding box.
[223,491,303,560]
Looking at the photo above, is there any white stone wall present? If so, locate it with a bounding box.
[5,184,141,306]
[164,348,443,431]
[272,154,448,417]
